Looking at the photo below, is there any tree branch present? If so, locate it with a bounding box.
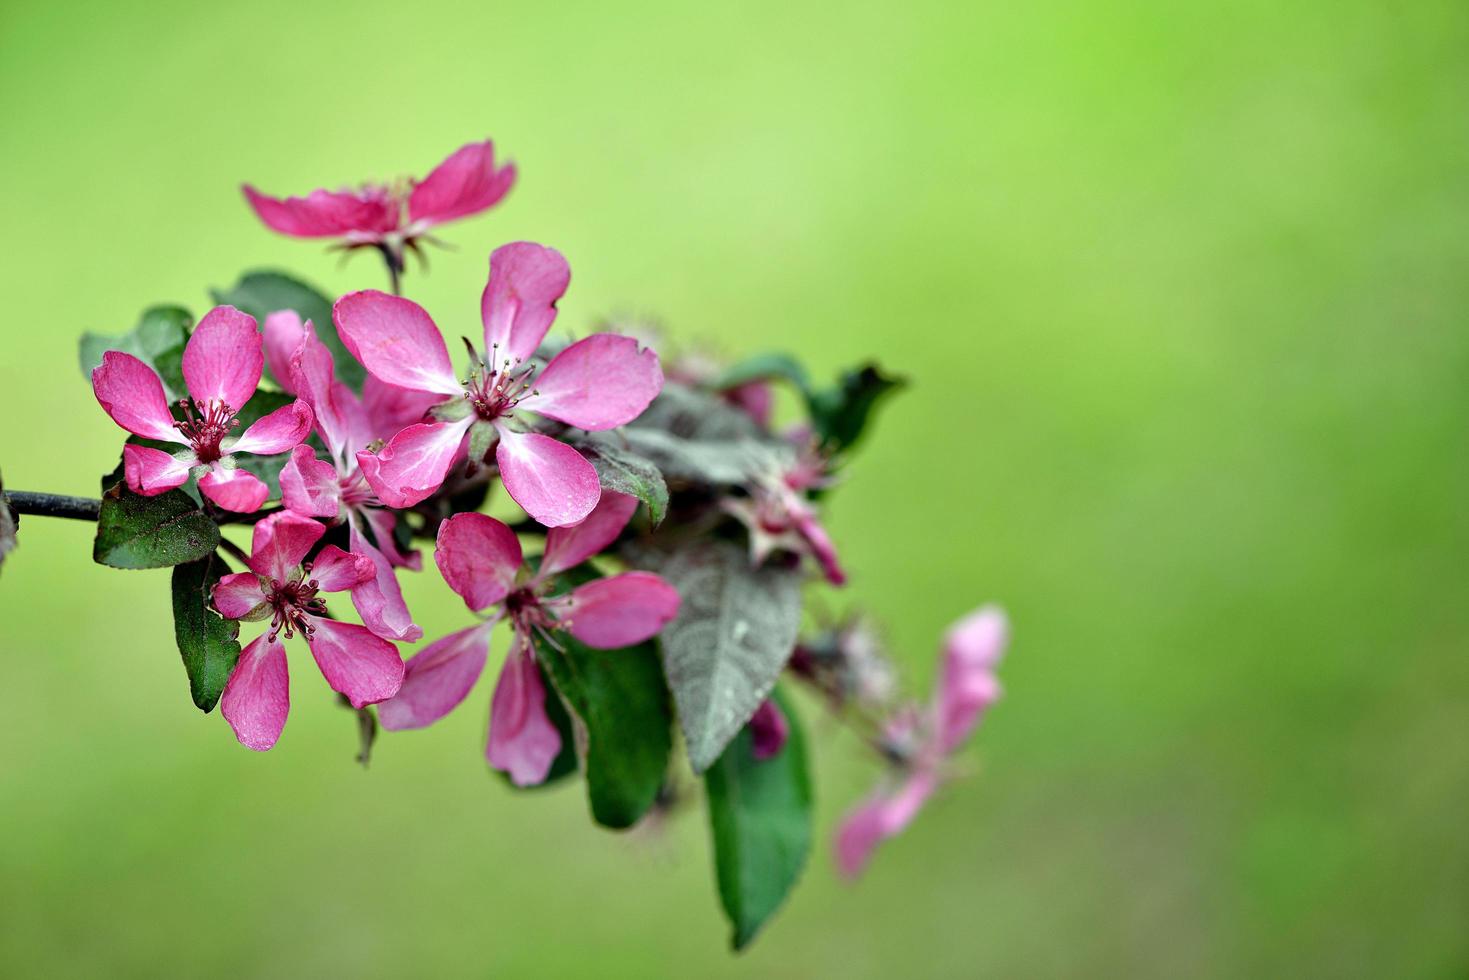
[4,491,101,521]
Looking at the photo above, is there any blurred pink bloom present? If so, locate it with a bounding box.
[275,315,436,642]
[722,433,845,584]
[92,306,313,512]
[378,493,680,786]
[214,512,405,751]
[242,138,515,255]
[834,606,1008,878]
[335,241,663,527]
[749,698,789,761]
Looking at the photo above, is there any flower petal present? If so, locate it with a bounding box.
[361,375,443,443]
[333,291,460,395]
[287,322,352,456]
[540,491,638,577]
[306,618,405,709]
[520,334,662,431]
[229,400,313,457]
[242,184,399,238]
[377,622,493,731]
[121,444,192,496]
[220,635,290,751]
[565,571,681,649]
[248,511,326,581]
[360,505,421,571]
[280,445,342,519]
[310,544,376,593]
[486,642,562,786]
[407,139,516,228]
[347,519,423,642]
[199,466,270,513]
[262,310,308,394]
[356,417,471,509]
[434,512,522,612]
[834,772,939,879]
[92,351,185,443]
[936,606,1008,754]
[749,698,789,761]
[493,427,600,528]
[182,306,262,411]
[212,572,268,620]
[480,242,570,363]
[789,496,846,586]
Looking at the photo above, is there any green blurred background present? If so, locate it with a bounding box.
[2,0,1466,975]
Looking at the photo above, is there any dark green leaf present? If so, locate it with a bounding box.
[171,553,242,711]
[534,629,674,828]
[211,270,364,391]
[807,363,904,453]
[0,468,17,575]
[79,306,192,400]
[619,430,775,487]
[572,436,670,525]
[631,381,767,441]
[712,352,810,394]
[494,660,580,790]
[652,540,803,773]
[94,480,219,570]
[705,687,813,951]
[227,389,297,497]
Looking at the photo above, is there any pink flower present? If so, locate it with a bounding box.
[214,512,406,751]
[334,241,664,527]
[274,314,438,643]
[834,606,1008,878]
[722,433,845,585]
[91,306,314,512]
[748,698,790,761]
[242,138,515,257]
[378,492,681,785]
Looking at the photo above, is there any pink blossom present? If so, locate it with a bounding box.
[92,306,313,512]
[242,139,515,260]
[722,433,845,585]
[378,492,681,786]
[214,512,406,750]
[334,241,664,527]
[276,315,436,642]
[834,606,1008,878]
[748,698,789,761]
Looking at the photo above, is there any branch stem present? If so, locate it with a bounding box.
[4,491,101,521]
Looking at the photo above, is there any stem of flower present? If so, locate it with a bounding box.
[4,491,101,521]
[217,537,250,566]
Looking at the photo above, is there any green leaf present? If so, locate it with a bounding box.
[79,306,192,400]
[572,436,670,525]
[712,352,811,394]
[94,479,219,570]
[705,687,813,951]
[534,630,674,828]
[170,553,242,711]
[494,660,580,790]
[652,539,804,773]
[806,363,904,453]
[211,270,364,391]
[467,420,497,472]
[619,430,776,487]
[632,381,767,441]
[227,389,297,497]
[0,468,17,575]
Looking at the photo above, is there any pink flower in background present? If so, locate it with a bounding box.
[378,493,681,785]
[91,306,313,512]
[274,314,438,643]
[242,138,515,254]
[834,606,1008,878]
[214,512,406,751]
[748,698,790,761]
[722,432,845,585]
[335,241,664,527]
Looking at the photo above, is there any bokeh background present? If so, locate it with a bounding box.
[2,1,1467,976]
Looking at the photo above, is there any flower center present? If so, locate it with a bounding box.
[265,566,327,641]
[175,398,239,464]
[462,343,538,422]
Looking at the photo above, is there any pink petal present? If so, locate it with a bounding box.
[220,635,290,751]
[288,322,352,455]
[249,511,326,581]
[182,306,263,412]
[407,139,516,228]
[121,444,192,496]
[486,642,562,786]
[262,310,308,394]
[306,617,405,709]
[361,375,444,444]
[377,622,493,731]
[242,184,399,239]
[789,497,846,586]
[280,445,342,519]
[494,427,600,528]
[309,544,376,592]
[749,698,789,761]
[347,519,423,642]
[565,571,681,648]
[724,380,773,427]
[520,334,663,431]
[434,512,523,612]
[360,505,421,571]
[480,242,570,363]
[332,291,460,396]
[356,417,472,509]
[540,491,639,577]
[92,351,186,443]
[212,572,268,619]
[936,606,1008,754]
[229,400,313,456]
[834,772,939,879]
[199,466,270,513]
